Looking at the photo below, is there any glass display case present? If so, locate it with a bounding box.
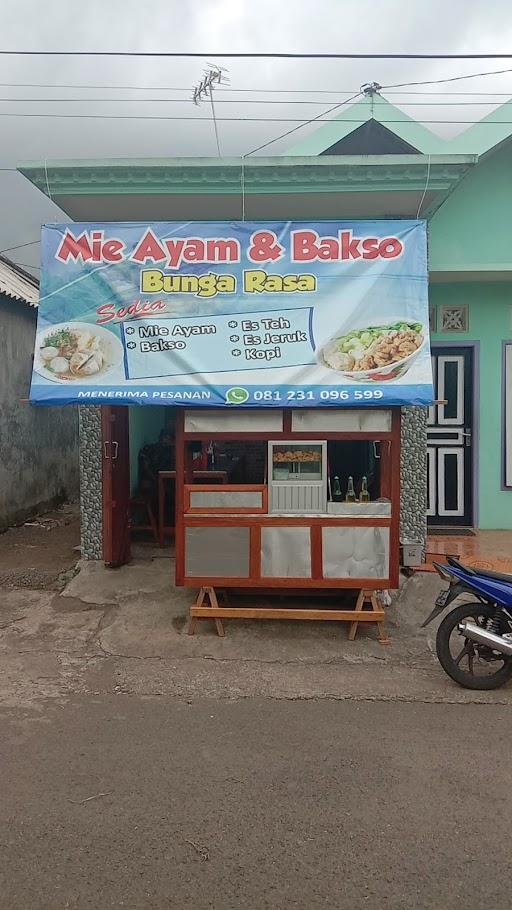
[271,443,324,481]
[268,440,327,513]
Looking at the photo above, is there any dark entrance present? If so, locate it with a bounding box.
[427,347,474,527]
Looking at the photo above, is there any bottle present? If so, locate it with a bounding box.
[332,476,342,502]
[345,476,356,503]
[360,476,370,503]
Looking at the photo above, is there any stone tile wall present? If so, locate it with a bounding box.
[79,406,102,559]
[400,407,428,548]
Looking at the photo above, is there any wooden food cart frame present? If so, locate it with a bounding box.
[174,407,401,639]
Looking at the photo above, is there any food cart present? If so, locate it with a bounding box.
[28,218,432,638]
[175,406,400,640]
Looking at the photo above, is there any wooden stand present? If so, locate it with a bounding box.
[348,589,391,644]
[187,586,390,643]
[187,587,225,638]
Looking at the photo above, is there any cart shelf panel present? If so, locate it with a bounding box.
[291,409,392,433]
[181,514,394,588]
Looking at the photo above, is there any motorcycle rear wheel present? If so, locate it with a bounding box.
[436,602,512,690]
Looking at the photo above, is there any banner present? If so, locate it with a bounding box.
[30,220,432,407]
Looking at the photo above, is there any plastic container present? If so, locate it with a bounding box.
[401,540,424,567]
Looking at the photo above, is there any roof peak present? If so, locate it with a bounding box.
[286,92,448,156]
[286,92,512,158]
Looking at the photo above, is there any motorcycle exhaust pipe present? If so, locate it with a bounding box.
[458,620,512,656]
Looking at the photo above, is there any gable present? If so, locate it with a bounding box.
[320,119,420,156]
[286,94,447,156]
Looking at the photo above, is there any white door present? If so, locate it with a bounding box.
[427,348,473,526]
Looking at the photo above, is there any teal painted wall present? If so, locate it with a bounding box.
[128,406,168,494]
[429,143,512,272]
[430,283,512,528]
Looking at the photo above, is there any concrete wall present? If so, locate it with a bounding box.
[0,296,79,529]
[429,143,512,273]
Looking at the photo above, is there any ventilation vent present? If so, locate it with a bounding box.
[439,305,469,333]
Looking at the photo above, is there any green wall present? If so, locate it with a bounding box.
[128,406,168,494]
[430,282,512,529]
[429,143,512,272]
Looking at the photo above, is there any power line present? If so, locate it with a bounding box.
[0,96,508,106]
[386,90,512,96]
[1,112,511,123]
[245,92,363,157]
[0,82,509,96]
[0,239,40,253]
[1,50,512,59]
[0,61,510,95]
[382,66,512,88]
[0,81,365,93]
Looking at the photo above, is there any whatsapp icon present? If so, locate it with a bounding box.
[226,387,250,405]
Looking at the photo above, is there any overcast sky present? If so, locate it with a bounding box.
[1,0,512,271]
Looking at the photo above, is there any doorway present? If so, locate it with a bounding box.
[101,405,175,566]
[427,346,475,527]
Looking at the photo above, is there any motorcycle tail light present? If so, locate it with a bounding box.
[433,562,455,582]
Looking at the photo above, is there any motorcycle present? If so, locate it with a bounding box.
[423,556,512,690]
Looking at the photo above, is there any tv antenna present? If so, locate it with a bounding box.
[192,64,229,156]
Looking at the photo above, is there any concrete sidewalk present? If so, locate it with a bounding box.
[1,552,511,708]
[62,555,424,663]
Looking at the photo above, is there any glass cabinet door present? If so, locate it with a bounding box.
[271,443,324,481]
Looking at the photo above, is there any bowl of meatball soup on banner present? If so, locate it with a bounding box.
[319,320,426,383]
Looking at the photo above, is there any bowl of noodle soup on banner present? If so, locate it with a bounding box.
[35,322,124,384]
[318,320,426,383]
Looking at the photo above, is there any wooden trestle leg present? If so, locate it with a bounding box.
[348,589,391,645]
[187,586,225,637]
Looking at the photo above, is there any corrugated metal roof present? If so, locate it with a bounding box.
[0,255,39,307]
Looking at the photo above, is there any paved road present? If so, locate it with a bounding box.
[1,696,511,909]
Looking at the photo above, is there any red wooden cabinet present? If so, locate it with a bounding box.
[101,406,131,568]
[175,407,401,591]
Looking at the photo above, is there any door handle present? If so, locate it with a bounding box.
[462,429,472,447]
[373,442,381,459]
[103,441,110,459]
[111,441,119,461]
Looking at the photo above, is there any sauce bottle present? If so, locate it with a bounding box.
[332,476,342,502]
[360,476,370,503]
[345,476,356,503]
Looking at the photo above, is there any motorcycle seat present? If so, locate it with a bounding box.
[471,566,512,584]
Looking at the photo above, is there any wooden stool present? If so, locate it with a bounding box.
[348,589,390,645]
[129,496,159,545]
